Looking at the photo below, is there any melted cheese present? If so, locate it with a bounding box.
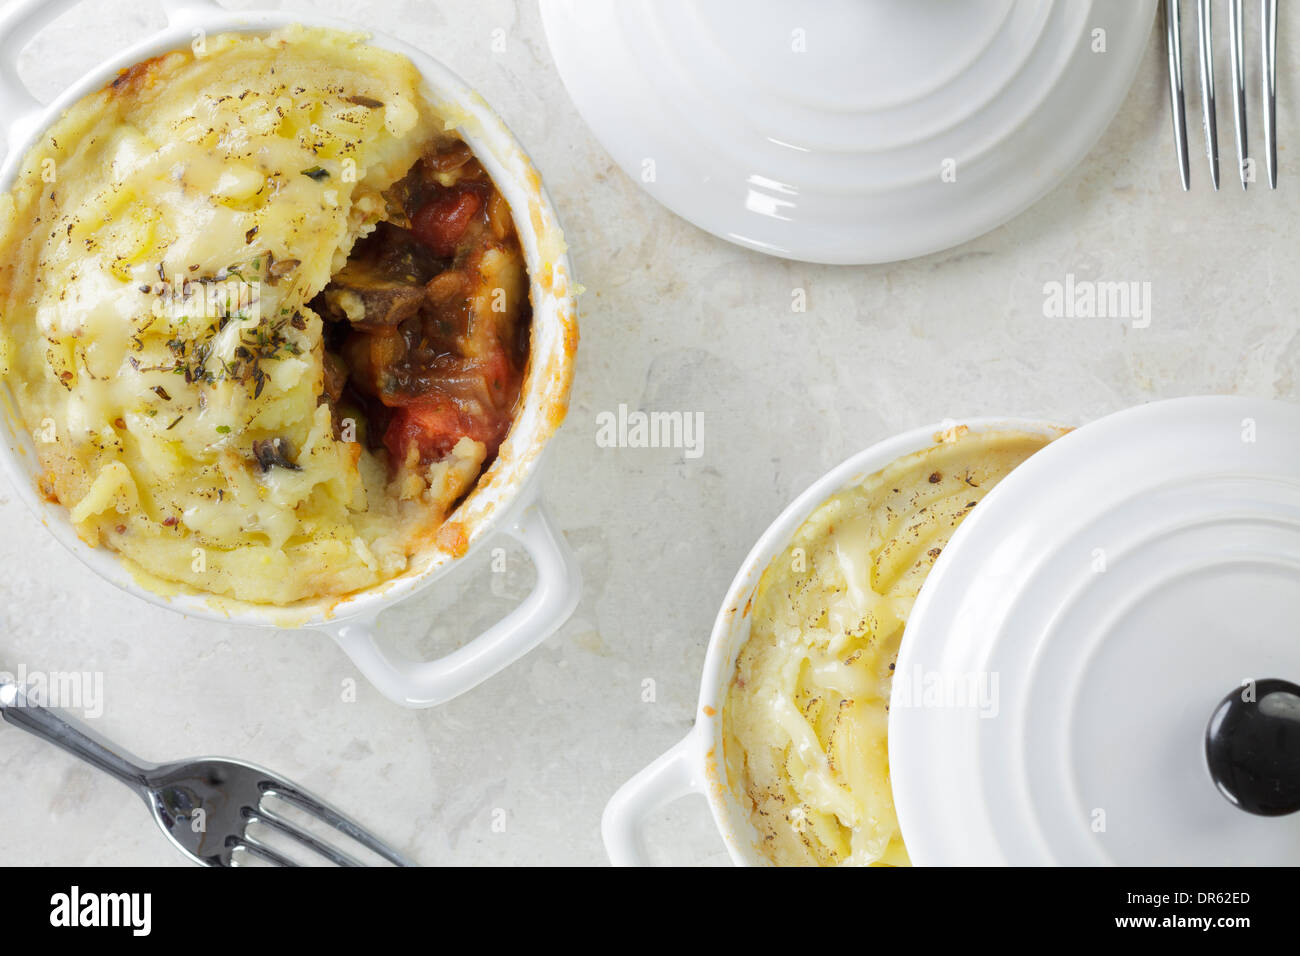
[722,429,1054,866]
[0,27,492,605]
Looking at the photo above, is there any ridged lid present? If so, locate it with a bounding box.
[891,397,1300,864]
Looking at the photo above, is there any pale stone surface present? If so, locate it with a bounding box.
[0,0,1295,865]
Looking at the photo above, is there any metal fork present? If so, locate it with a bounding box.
[1165,0,1277,189]
[0,676,414,866]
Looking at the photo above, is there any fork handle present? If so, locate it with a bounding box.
[0,677,153,796]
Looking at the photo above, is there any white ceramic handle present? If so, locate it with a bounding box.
[158,0,225,28]
[330,500,581,708]
[602,731,705,866]
[0,0,77,138]
[0,0,221,142]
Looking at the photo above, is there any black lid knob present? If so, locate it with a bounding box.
[1205,679,1300,816]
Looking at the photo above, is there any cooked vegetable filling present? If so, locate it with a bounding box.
[314,138,529,481]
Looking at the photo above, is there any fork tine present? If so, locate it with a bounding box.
[246,805,366,867]
[262,782,415,866]
[1197,0,1220,189]
[1262,0,1278,188]
[1229,0,1248,188]
[236,837,301,868]
[1165,0,1191,189]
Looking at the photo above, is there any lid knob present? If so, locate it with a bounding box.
[1205,679,1300,816]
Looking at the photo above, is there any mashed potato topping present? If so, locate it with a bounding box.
[722,428,1053,866]
[0,28,532,606]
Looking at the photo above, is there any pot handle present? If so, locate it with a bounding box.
[0,0,78,136]
[602,731,706,866]
[0,0,223,142]
[329,500,581,708]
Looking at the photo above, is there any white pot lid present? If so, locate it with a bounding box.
[539,0,1155,264]
[890,396,1300,865]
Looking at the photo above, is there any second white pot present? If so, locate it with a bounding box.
[602,417,1068,865]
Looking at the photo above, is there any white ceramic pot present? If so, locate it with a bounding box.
[0,0,581,708]
[602,417,1068,865]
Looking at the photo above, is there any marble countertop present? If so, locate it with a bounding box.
[0,0,1295,865]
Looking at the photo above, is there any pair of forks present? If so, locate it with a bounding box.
[0,676,413,866]
[1165,0,1278,190]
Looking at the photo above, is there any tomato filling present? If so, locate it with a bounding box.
[313,138,530,480]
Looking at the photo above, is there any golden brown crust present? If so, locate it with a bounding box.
[105,53,174,100]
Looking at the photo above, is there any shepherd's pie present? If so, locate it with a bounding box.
[0,27,531,605]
